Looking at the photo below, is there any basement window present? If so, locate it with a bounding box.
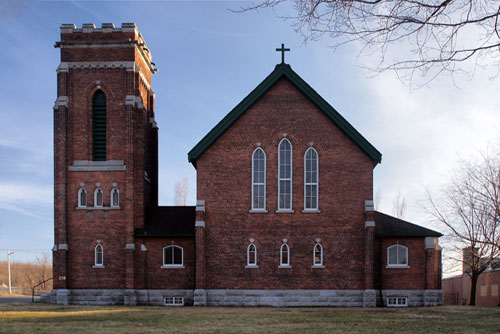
[164,296,184,306]
[387,297,407,307]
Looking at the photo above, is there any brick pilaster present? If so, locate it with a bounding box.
[194,200,207,305]
[53,94,69,289]
[364,200,375,290]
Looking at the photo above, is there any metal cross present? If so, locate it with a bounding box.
[276,43,290,64]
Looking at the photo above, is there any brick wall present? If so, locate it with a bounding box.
[374,237,426,290]
[134,238,195,290]
[196,77,374,290]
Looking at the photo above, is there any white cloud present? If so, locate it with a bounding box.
[0,183,53,218]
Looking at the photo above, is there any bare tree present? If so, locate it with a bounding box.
[35,253,51,290]
[392,189,406,218]
[239,0,500,85]
[426,150,500,305]
[174,177,189,206]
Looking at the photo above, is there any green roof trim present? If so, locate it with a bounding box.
[188,63,382,167]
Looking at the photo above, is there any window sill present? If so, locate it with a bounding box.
[92,265,105,269]
[249,209,268,213]
[302,209,321,213]
[161,265,185,269]
[76,206,121,210]
[311,265,325,268]
[245,265,259,268]
[275,209,295,213]
[386,265,411,269]
[278,265,291,269]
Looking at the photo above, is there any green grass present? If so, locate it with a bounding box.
[0,303,499,334]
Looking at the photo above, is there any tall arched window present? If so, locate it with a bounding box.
[304,147,318,210]
[163,245,184,267]
[94,244,104,266]
[280,242,290,266]
[92,90,106,161]
[313,243,323,266]
[278,138,292,210]
[387,245,408,267]
[94,188,103,208]
[78,188,87,208]
[252,147,266,210]
[110,188,119,208]
[247,243,257,266]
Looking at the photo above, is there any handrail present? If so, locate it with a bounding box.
[32,277,53,302]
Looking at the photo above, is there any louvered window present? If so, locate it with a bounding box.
[92,90,106,161]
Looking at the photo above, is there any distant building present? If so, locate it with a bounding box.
[443,252,500,306]
[46,23,443,307]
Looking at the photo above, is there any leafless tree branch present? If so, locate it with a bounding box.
[236,0,500,86]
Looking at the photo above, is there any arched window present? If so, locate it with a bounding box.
[313,243,323,266]
[78,188,87,208]
[247,243,257,266]
[92,90,106,161]
[163,245,183,267]
[387,245,408,267]
[94,188,103,207]
[95,244,104,266]
[304,147,318,210]
[280,243,290,266]
[110,188,119,208]
[278,138,292,210]
[252,147,266,210]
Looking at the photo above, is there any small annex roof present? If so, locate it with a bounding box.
[374,211,442,238]
[188,63,382,168]
[135,206,195,238]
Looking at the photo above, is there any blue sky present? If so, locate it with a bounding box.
[1,1,499,272]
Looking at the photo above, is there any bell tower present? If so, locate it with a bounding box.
[52,23,158,304]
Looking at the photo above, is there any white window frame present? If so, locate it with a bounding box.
[110,188,120,208]
[164,296,184,306]
[277,138,292,211]
[313,243,323,266]
[78,188,87,208]
[279,243,290,267]
[387,296,408,307]
[94,188,103,208]
[387,245,409,267]
[247,243,257,267]
[94,244,104,267]
[251,147,266,211]
[162,245,184,267]
[304,147,319,210]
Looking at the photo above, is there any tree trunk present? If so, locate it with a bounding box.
[470,274,478,306]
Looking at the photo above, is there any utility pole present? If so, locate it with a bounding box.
[7,250,14,294]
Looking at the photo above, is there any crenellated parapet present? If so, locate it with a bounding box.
[55,23,157,76]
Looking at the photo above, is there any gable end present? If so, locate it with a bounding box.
[188,63,382,168]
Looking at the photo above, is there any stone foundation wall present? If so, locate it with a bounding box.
[42,289,194,306]
[203,289,366,307]
[42,289,442,307]
[377,289,443,307]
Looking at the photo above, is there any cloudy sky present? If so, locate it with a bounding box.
[1,1,499,272]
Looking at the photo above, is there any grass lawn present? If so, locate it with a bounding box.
[0,303,499,334]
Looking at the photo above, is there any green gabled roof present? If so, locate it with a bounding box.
[188,63,382,167]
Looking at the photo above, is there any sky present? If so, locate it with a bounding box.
[0,1,499,274]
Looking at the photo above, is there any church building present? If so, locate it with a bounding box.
[48,23,443,307]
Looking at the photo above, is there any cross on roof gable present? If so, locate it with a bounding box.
[188,63,382,168]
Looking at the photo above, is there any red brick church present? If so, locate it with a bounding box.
[47,23,443,307]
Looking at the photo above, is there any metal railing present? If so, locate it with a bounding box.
[31,278,53,302]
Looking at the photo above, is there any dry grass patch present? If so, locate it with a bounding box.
[0,303,498,334]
